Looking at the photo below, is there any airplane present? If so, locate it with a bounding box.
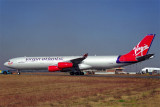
[140,67,160,74]
[4,34,155,75]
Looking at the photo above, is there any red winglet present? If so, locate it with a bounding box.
[83,53,88,59]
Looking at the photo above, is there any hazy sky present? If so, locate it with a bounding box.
[0,0,160,71]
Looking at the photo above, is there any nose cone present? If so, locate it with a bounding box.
[4,62,8,67]
[4,61,15,69]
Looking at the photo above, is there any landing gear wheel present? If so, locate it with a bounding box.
[17,72,21,75]
[70,72,74,75]
[75,72,80,75]
[16,70,21,75]
[80,72,84,75]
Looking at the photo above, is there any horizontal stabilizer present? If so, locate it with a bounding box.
[136,54,154,62]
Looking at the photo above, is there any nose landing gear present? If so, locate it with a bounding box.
[17,70,21,75]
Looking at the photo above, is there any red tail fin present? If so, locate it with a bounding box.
[117,34,155,63]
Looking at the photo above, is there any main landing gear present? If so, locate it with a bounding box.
[70,71,84,75]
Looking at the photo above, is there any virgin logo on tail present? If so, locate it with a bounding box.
[133,43,149,56]
[132,34,155,57]
[117,34,155,63]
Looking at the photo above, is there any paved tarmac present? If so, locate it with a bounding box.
[19,73,160,79]
[88,74,160,79]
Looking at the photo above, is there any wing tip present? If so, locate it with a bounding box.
[83,53,88,58]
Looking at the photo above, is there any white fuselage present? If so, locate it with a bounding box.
[4,56,128,70]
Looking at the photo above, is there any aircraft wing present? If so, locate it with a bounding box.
[70,53,88,65]
[48,53,88,72]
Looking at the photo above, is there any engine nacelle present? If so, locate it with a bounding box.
[58,62,73,69]
[48,62,73,72]
[48,66,62,72]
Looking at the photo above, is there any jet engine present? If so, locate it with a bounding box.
[58,62,73,69]
[48,66,62,72]
[48,62,73,72]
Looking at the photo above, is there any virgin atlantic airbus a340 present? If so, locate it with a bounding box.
[4,34,155,75]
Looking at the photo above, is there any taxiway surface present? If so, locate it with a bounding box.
[19,72,160,79]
